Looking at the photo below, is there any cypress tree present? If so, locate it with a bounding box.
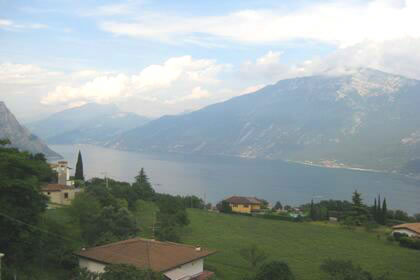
[373,198,377,222]
[75,150,84,181]
[310,200,315,221]
[382,198,388,225]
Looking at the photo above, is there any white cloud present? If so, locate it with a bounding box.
[99,0,420,47]
[0,18,48,30]
[40,56,228,115]
[0,63,61,85]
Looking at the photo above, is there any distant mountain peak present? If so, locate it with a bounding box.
[0,102,61,158]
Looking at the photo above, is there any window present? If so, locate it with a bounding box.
[243,204,249,208]
[64,193,69,199]
[47,192,50,195]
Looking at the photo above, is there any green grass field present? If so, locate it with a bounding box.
[181,209,420,280]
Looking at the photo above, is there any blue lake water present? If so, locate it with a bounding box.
[51,144,420,214]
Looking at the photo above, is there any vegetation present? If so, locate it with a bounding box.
[181,209,420,280]
[255,261,295,280]
[77,264,162,280]
[75,150,84,181]
[320,259,391,280]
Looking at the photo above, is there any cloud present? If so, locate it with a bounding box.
[40,56,227,114]
[0,18,48,30]
[99,0,420,47]
[0,63,61,85]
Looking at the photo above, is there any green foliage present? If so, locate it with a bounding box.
[320,259,392,280]
[255,261,294,280]
[183,209,420,280]
[398,237,420,250]
[352,191,363,208]
[75,150,84,181]
[102,264,162,280]
[273,201,283,211]
[155,194,189,242]
[75,265,162,280]
[132,168,155,201]
[240,244,268,270]
[216,201,232,213]
[0,144,53,267]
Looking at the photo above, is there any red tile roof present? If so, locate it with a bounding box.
[393,223,420,235]
[74,238,216,273]
[224,196,262,205]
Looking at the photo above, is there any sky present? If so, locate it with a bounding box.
[1,0,420,121]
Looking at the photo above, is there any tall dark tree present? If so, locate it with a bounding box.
[352,191,363,207]
[382,198,388,225]
[132,168,155,201]
[75,150,85,181]
[373,198,377,222]
[310,200,316,220]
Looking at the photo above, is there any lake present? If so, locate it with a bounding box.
[51,144,420,214]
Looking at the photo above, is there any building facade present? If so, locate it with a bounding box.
[41,184,79,205]
[223,196,263,214]
[75,238,216,280]
[392,223,420,238]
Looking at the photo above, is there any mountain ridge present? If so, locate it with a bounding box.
[107,68,420,172]
[0,101,61,158]
[27,103,150,145]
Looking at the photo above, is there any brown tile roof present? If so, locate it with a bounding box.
[392,223,420,235]
[224,196,262,205]
[41,184,73,192]
[74,238,216,272]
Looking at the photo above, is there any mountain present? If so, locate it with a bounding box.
[108,68,420,172]
[0,101,61,158]
[27,103,149,145]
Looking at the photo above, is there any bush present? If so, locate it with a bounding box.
[399,237,420,250]
[393,232,408,241]
[386,235,395,243]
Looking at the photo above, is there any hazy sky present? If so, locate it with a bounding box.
[1,0,420,121]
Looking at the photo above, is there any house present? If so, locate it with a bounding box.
[223,196,262,214]
[41,184,80,205]
[392,223,420,238]
[49,161,73,186]
[75,238,216,280]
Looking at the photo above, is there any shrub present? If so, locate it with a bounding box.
[399,237,420,250]
[393,232,408,241]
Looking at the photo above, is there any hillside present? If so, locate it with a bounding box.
[27,103,149,145]
[0,101,61,158]
[182,209,420,280]
[108,68,420,171]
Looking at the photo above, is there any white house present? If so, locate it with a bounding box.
[75,238,216,280]
[392,223,420,238]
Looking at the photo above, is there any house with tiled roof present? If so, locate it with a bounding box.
[41,184,80,205]
[223,196,263,214]
[74,238,216,280]
[392,223,420,238]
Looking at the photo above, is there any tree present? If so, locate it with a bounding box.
[240,244,268,270]
[0,141,53,268]
[414,213,420,222]
[381,198,388,225]
[255,261,294,280]
[273,201,283,211]
[352,191,363,208]
[75,150,85,181]
[373,198,377,222]
[132,168,155,201]
[310,200,316,220]
[217,201,232,213]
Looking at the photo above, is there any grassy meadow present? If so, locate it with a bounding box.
[181,209,420,280]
